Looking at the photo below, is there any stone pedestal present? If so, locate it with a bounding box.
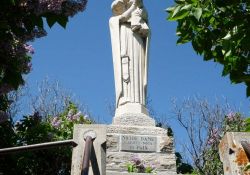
[108,0,176,172]
[71,125,107,175]
[106,125,176,174]
[219,132,250,175]
[113,103,155,126]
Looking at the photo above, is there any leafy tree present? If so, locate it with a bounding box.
[0,79,93,175]
[0,103,92,175]
[167,0,250,96]
[0,0,88,117]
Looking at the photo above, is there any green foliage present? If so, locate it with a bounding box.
[48,102,92,140]
[223,112,246,132]
[201,146,223,175]
[145,166,155,173]
[175,152,194,174]
[244,117,250,132]
[200,112,246,175]
[244,163,250,172]
[126,156,157,173]
[197,112,246,175]
[45,13,69,29]
[0,102,92,175]
[127,163,136,173]
[0,0,87,107]
[167,0,250,96]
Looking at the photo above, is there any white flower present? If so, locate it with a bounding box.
[67,109,74,117]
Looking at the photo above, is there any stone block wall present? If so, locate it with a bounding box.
[219,132,250,175]
[106,125,176,174]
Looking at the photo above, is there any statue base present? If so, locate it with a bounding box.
[113,103,155,126]
[106,125,177,174]
[109,103,176,174]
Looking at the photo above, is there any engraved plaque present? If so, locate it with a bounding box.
[120,135,157,152]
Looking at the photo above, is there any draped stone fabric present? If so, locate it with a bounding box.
[109,0,150,108]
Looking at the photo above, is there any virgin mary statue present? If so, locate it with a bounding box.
[109,0,150,110]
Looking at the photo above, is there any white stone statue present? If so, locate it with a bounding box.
[110,0,155,126]
[109,0,149,107]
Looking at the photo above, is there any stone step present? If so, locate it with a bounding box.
[106,171,177,175]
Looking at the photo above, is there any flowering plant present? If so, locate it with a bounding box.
[0,102,92,174]
[127,156,157,173]
[201,112,246,174]
[49,102,92,140]
[0,0,88,110]
[224,112,246,132]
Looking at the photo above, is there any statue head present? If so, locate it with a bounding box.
[111,0,125,16]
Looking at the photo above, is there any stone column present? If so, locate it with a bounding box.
[219,132,250,175]
[71,124,107,175]
[108,1,177,174]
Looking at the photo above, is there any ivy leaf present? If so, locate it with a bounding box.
[181,4,192,11]
[0,20,9,30]
[247,86,250,97]
[37,17,44,28]
[209,17,215,24]
[192,35,204,54]
[203,51,213,61]
[177,34,191,44]
[127,164,133,172]
[31,15,43,29]
[3,69,24,90]
[241,35,250,51]
[189,0,198,4]
[193,7,202,21]
[222,40,230,51]
[225,50,231,57]
[222,32,231,40]
[46,14,57,28]
[175,0,186,5]
[9,0,15,5]
[230,72,243,84]
[168,5,192,21]
[244,118,250,132]
[166,0,250,97]
[166,6,176,13]
[172,6,181,18]
[169,10,190,21]
[56,15,68,29]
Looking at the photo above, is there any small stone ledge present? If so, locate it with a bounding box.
[107,173,152,175]
[106,171,177,175]
[113,113,156,126]
[219,132,250,175]
[107,125,169,136]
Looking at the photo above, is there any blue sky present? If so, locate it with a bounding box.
[27,0,249,147]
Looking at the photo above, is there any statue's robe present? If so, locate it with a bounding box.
[109,16,149,107]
